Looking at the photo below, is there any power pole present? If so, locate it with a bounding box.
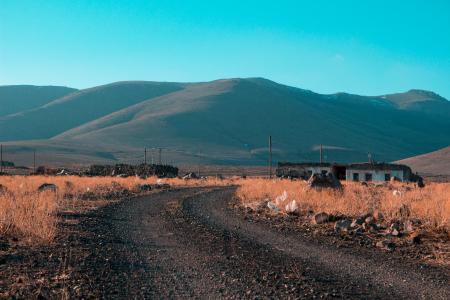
[144,148,147,164]
[268,135,272,179]
[320,144,323,164]
[0,144,3,174]
[158,148,162,165]
[33,149,36,174]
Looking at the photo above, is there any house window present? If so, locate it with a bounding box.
[352,173,359,181]
[365,173,372,181]
[385,173,391,181]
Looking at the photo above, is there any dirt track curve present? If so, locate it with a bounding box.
[3,186,449,299]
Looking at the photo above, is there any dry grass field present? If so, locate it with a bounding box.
[1,175,449,245]
[0,175,235,243]
[237,179,450,230]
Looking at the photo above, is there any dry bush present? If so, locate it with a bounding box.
[237,179,450,230]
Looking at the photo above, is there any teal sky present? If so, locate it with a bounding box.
[1,0,450,98]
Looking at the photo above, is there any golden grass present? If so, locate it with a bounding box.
[2,175,448,244]
[0,175,236,243]
[236,179,450,230]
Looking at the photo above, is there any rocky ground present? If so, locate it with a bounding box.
[0,186,449,299]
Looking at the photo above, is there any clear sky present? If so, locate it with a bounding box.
[1,0,449,98]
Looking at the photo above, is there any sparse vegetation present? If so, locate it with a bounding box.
[237,179,450,230]
[1,175,449,246]
[0,175,234,243]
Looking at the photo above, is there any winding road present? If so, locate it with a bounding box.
[58,186,448,299]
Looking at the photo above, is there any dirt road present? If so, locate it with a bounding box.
[2,187,449,298]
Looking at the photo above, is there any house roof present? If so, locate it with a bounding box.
[347,163,411,171]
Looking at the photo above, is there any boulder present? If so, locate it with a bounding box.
[314,212,330,224]
[37,183,57,193]
[334,219,352,232]
[307,173,342,189]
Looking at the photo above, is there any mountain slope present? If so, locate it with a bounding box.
[0,85,77,117]
[381,89,450,117]
[52,78,450,164]
[0,81,184,141]
[397,146,450,175]
[1,78,449,166]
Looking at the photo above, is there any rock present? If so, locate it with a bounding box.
[403,220,414,233]
[409,232,422,244]
[364,216,374,224]
[334,219,352,232]
[391,228,399,236]
[376,240,396,251]
[351,217,365,228]
[307,173,342,189]
[392,190,402,197]
[37,183,57,192]
[361,181,368,186]
[390,222,400,231]
[138,184,152,192]
[267,201,280,213]
[314,212,330,224]
[363,222,379,233]
[354,227,364,235]
[285,200,298,215]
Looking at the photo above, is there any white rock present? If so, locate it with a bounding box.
[285,200,298,214]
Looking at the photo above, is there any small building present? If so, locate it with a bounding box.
[276,161,414,182]
[346,163,413,182]
[276,162,338,179]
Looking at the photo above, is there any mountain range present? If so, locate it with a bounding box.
[0,78,449,171]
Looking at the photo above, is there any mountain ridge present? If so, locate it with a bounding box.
[1,78,449,168]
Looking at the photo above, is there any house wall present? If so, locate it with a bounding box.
[307,166,332,175]
[346,169,404,182]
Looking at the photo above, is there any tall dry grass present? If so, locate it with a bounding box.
[237,179,450,230]
[0,175,235,243]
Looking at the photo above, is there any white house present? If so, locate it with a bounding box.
[345,163,413,182]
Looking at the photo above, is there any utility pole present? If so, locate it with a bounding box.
[144,148,147,164]
[33,149,36,174]
[0,144,3,174]
[320,144,323,164]
[268,135,272,179]
[158,148,162,165]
